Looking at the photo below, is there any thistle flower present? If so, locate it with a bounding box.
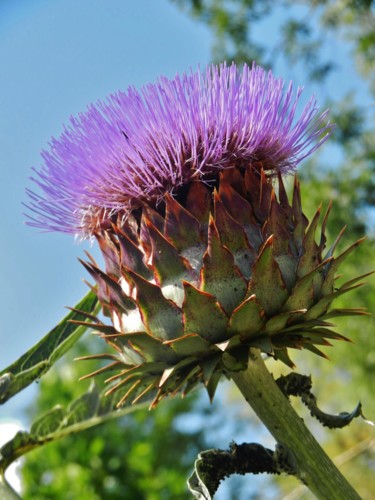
[26,63,367,409]
[26,63,331,237]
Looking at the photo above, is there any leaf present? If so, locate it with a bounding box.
[0,290,99,404]
[276,373,365,430]
[188,443,281,499]
[0,383,149,473]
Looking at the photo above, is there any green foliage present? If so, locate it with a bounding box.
[172,0,375,81]
[0,290,98,404]
[0,383,149,473]
[20,341,206,500]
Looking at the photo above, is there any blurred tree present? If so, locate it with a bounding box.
[171,0,375,80]
[21,340,207,500]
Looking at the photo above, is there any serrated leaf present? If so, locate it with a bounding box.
[0,290,99,404]
[30,406,65,438]
[0,383,149,472]
[65,387,100,425]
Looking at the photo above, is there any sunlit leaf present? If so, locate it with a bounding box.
[0,290,99,404]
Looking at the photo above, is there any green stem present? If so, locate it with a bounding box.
[230,349,360,500]
[0,472,20,500]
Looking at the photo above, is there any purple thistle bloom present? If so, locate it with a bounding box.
[26,63,332,237]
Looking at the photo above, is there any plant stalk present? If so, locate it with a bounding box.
[0,472,20,500]
[230,349,360,500]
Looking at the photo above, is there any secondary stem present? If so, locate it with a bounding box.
[230,349,360,500]
[0,472,20,500]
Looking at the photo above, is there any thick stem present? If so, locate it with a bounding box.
[0,472,20,500]
[230,349,360,500]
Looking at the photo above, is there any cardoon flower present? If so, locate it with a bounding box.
[26,63,366,410]
[27,63,331,237]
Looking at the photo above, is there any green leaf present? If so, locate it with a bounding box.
[0,290,99,404]
[188,443,280,500]
[29,406,65,438]
[0,383,148,473]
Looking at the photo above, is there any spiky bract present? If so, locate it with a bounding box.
[77,166,367,408]
[26,63,332,237]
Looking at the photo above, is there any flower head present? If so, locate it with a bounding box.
[26,63,332,237]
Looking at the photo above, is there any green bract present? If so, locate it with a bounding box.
[78,166,368,408]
